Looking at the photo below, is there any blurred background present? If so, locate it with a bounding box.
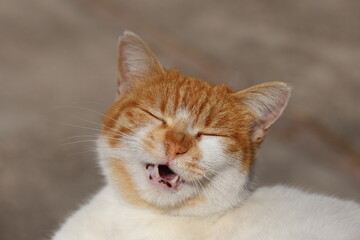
[1,0,360,239]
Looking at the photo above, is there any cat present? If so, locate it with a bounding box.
[52,31,360,240]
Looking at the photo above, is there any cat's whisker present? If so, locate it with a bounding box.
[194,178,208,199]
[61,134,99,141]
[102,133,138,142]
[54,105,122,126]
[61,135,138,150]
[48,119,115,135]
[198,168,238,191]
[200,161,237,175]
[103,124,137,135]
[70,115,139,137]
[180,161,239,202]
[59,139,98,146]
[190,168,237,205]
[71,149,98,156]
[49,119,139,142]
[192,179,203,199]
[68,114,106,129]
[111,137,139,146]
[191,178,218,207]
[54,105,138,135]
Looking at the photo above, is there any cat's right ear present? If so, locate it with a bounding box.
[116,31,164,98]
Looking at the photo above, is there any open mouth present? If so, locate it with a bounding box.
[146,163,183,189]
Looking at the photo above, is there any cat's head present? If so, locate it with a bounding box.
[97,31,290,216]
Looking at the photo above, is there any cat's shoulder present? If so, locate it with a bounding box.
[249,185,360,211]
[52,186,119,240]
[227,185,360,240]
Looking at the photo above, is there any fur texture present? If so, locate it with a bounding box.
[53,186,360,240]
[52,31,360,240]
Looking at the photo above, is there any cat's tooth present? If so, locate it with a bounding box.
[170,175,179,185]
[155,166,160,179]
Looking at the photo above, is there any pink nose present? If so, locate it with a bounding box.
[164,130,193,162]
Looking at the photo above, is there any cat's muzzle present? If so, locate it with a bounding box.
[145,163,183,190]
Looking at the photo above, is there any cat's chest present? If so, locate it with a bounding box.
[112,209,234,240]
[66,186,228,240]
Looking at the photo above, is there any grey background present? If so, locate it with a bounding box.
[1,0,359,239]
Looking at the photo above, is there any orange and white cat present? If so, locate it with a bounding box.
[52,31,360,240]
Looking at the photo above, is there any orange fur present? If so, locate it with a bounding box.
[110,158,154,208]
[101,70,259,208]
[100,32,289,211]
[102,69,258,169]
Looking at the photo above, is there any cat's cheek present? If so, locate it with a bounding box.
[142,125,168,157]
[224,137,253,173]
[197,136,228,171]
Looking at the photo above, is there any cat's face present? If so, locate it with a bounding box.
[97,32,290,216]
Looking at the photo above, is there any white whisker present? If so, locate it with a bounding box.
[54,105,138,134]
[59,139,97,146]
[71,149,98,156]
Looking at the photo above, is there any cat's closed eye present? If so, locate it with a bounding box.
[195,132,226,139]
[139,108,167,125]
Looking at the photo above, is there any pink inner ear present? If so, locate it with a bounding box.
[237,82,291,141]
[261,101,286,130]
[252,110,280,143]
[116,31,164,98]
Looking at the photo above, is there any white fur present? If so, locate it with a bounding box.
[53,185,360,240]
[53,133,360,239]
[95,105,251,215]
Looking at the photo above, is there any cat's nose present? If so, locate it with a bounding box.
[164,130,193,162]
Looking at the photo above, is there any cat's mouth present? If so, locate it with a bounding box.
[145,163,183,190]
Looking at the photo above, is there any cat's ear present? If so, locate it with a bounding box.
[116,31,164,97]
[235,82,291,143]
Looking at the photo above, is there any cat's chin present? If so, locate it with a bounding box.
[139,162,198,209]
[145,163,184,191]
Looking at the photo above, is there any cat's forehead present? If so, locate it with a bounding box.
[137,71,235,109]
[138,74,235,112]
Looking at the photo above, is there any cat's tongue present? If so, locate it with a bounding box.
[146,163,182,189]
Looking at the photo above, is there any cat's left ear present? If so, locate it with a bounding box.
[235,82,291,143]
[116,31,164,97]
